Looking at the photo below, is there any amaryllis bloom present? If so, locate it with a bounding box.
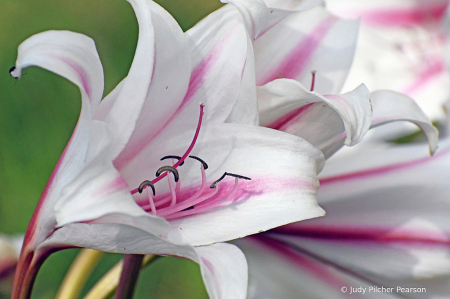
[326,0,450,122]
[10,0,332,298]
[235,132,450,298]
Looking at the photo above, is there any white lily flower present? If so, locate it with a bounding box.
[10,0,328,298]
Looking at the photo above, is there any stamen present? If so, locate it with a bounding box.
[161,155,184,166]
[138,180,155,196]
[210,172,251,189]
[164,185,220,219]
[310,70,316,91]
[155,166,179,182]
[189,156,208,169]
[146,188,156,215]
[167,175,177,206]
[156,159,209,216]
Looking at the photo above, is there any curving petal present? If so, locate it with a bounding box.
[39,224,247,299]
[221,0,324,40]
[258,79,372,148]
[11,30,105,246]
[196,243,248,299]
[254,6,359,94]
[370,90,439,154]
[95,0,191,161]
[110,0,191,167]
[225,36,259,125]
[158,123,325,246]
[11,30,104,114]
[185,4,255,125]
[114,3,258,172]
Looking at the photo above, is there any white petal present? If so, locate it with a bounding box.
[370,90,439,154]
[114,4,257,172]
[96,0,190,161]
[109,0,192,165]
[235,238,398,299]
[11,30,104,245]
[185,4,256,125]
[40,222,197,259]
[196,243,248,299]
[40,224,247,299]
[221,0,269,40]
[12,30,104,114]
[263,0,324,10]
[225,37,259,125]
[164,124,325,246]
[258,80,372,148]
[308,138,450,279]
[255,6,359,94]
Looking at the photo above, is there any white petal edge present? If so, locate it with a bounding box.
[370,90,439,155]
[39,223,247,299]
[258,79,372,147]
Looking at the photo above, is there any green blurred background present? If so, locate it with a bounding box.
[0,0,224,297]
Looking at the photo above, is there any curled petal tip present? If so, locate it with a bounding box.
[9,66,20,79]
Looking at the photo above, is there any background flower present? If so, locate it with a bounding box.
[327,0,450,123]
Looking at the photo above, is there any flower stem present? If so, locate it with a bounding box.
[115,254,144,299]
[56,249,103,299]
[83,255,157,299]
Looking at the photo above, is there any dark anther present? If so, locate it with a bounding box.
[210,172,251,188]
[156,165,179,182]
[189,156,208,169]
[182,206,194,211]
[161,155,184,166]
[138,180,155,196]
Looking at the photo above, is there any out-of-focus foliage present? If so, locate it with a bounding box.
[0,0,222,297]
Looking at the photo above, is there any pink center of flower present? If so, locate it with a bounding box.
[130,104,250,220]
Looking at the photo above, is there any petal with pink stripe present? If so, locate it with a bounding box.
[255,6,358,94]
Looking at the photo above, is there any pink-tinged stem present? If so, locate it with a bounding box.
[11,246,67,299]
[115,254,144,299]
